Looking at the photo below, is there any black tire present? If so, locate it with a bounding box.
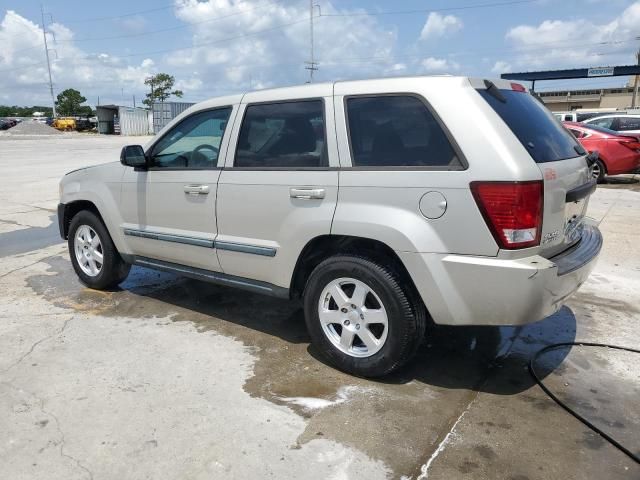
[303,255,426,377]
[68,210,130,290]
[593,158,606,183]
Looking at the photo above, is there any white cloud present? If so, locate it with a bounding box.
[420,12,462,41]
[0,10,156,106]
[502,1,640,70]
[421,57,459,73]
[491,60,511,74]
[0,2,398,106]
[169,0,398,93]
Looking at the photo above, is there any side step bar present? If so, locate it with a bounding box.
[130,256,290,299]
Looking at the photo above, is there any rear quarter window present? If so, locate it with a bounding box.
[345,95,463,168]
[477,89,581,163]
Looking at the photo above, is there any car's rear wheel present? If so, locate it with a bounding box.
[303,255,426,377]
[68,210,130,290]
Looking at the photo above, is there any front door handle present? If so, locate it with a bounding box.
[289,187,326,200]
[184,184,209,195]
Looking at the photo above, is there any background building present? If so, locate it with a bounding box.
[539,77,639,111]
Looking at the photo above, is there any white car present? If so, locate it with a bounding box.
[583,114,640,136]
[58,76,601,377]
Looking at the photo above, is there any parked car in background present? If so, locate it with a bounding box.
[583,114,640,137]
[553,111,612,123]
[564,121,640,182]
[0,118,17,130]
[58,76,602,377]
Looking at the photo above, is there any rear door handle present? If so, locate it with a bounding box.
[289,187,326,200]
[184,184,209,195]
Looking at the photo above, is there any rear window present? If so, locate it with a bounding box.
[477,88,581,163]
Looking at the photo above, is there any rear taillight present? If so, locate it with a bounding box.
[619,140,640,151]
[470,181,543,249]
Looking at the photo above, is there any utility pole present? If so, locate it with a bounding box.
[304,0,318,82]
[632,48,640,109]
[41,4,56,118]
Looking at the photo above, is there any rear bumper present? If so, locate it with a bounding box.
[399,223,602,326]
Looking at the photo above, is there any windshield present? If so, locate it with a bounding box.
[477,88,581,163]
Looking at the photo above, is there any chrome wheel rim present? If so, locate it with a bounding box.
[591,162,601,179]
[74,225,103,277]
[318,277,389,358]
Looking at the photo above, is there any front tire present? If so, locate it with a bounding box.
[68,210,130,290]
[592,158,606,183]
[303,255,426,377]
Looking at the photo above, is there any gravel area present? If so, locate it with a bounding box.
[4,121,62,135]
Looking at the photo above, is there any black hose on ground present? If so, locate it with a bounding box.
[529,342,640,464]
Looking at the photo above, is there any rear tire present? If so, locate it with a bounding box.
[303,255,426,377]
[68,210,130,290]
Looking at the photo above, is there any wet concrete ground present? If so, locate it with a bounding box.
[0,136,639,479]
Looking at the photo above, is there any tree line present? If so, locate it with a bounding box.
[1,73,183,118]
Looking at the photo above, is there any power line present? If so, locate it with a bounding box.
[319,0,538,17]
[60,3,175,24]
[101,17,310,59]
[52,0,290,44]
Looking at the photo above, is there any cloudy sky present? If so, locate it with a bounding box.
[1,0,639,108]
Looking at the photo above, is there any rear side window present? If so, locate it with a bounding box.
[477,89,580,163]
[345,95,462,168]
[618,117,640,131]
[234,100,327,168]
[588,117,614,129]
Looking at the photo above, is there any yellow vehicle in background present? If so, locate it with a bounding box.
[52,117,76,131]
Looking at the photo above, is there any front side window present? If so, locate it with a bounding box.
[234,100,327,168]
[346,95,461,168]
[618,117,640,131]
[151,107,232,169]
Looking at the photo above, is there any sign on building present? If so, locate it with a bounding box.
[587,67,615,77]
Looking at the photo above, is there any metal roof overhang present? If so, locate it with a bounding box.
[501,65,640,81]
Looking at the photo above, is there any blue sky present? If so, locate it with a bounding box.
[0,0,639,107]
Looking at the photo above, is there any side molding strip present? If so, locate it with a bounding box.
[214,241,277,257]
[123,228,214,248]
[132,256,289,299]
[123,228,276,256]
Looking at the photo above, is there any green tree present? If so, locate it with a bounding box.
[143,73,183,107]
[56,88,91,116]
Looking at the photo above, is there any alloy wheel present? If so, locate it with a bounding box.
[318,277,389,358]
[74,225,104,277]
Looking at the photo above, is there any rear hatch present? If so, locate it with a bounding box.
[476,81,594,257]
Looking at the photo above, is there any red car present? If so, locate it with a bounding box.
[563,121,640,182]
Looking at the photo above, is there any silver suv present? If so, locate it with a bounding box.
[58,76,602,377]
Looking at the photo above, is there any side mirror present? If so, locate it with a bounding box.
[120,145,147,169]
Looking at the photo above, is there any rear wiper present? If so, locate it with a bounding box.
[484,79,506,103]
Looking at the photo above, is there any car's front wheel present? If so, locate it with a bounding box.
[303,255,426,377]
[592,158,606,183]
[68,210,130,290]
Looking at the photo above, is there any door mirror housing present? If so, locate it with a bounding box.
[120,145,147,169]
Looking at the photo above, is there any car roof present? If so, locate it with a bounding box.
[190,75,503,109]
[586,114,640,120]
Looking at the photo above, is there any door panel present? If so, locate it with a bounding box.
[119,106,235,270]
[216,170,338,286]
[216,89,339,288]
[120,169,221,270]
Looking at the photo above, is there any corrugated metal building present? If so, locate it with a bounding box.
[96,105,152,135]
[152,101,194,133]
